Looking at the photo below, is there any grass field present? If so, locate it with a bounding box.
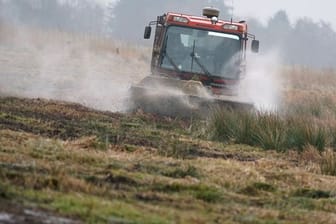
[1,97,336,223]
[1,24,336,223]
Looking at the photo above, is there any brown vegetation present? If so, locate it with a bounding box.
[0,25,336,223]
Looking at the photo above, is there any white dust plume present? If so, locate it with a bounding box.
[240,50,283,111]
[0,25,149,112]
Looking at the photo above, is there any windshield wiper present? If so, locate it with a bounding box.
[190,40,212,76]
[163,51,181,72]
[191,52,212,76]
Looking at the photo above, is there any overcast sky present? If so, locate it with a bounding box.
[229,0,335,28]
[96,0,335,29]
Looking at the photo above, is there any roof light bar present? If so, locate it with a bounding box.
[223,24,239,31]
[172,16,189,23]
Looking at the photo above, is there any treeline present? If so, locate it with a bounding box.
[0,0,335,68]
[0,0,228,37]
[249,11,336,68]
[0,0,104,33]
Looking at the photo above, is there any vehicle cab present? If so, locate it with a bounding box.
[144,7,259,95]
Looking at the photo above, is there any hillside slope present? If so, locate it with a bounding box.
[1,24,336,224]
[1,97,336,223]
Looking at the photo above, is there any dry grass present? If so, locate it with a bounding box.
[210,66,336,155]
[320,149,336,176]
[282,66,336,91]
[1,24,336,223]
[1,98,336,223]
[209,67,336,185]
[0,21,151,59]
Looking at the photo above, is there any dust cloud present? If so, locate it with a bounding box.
[0,25,150,112]
[0,22,283,114]
[240,50,282,111]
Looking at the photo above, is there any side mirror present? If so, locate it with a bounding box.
[251,40,259,53]
[144,26,151,39]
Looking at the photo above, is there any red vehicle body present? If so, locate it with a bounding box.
[130,8,259,116]
[144,8,259,96]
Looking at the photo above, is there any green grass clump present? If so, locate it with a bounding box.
[208,108,330,152]
[0,182,13,199]
[286,118,328,152]
[292,188,332,199]
[240,182,276,196]
[162,165,200,179]
[157,135,199,159]
[22,189,167,224]
[193,186,222,203]
[253,113,287,151]
[209,108,260,146]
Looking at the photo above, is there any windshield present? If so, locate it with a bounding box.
[161,26,242,79]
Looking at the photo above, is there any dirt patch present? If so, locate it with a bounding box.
[83,172,141,191]
[0,199,80,224]
[197,149,259,161]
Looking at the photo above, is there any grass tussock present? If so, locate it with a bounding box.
[209,107,333,152]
